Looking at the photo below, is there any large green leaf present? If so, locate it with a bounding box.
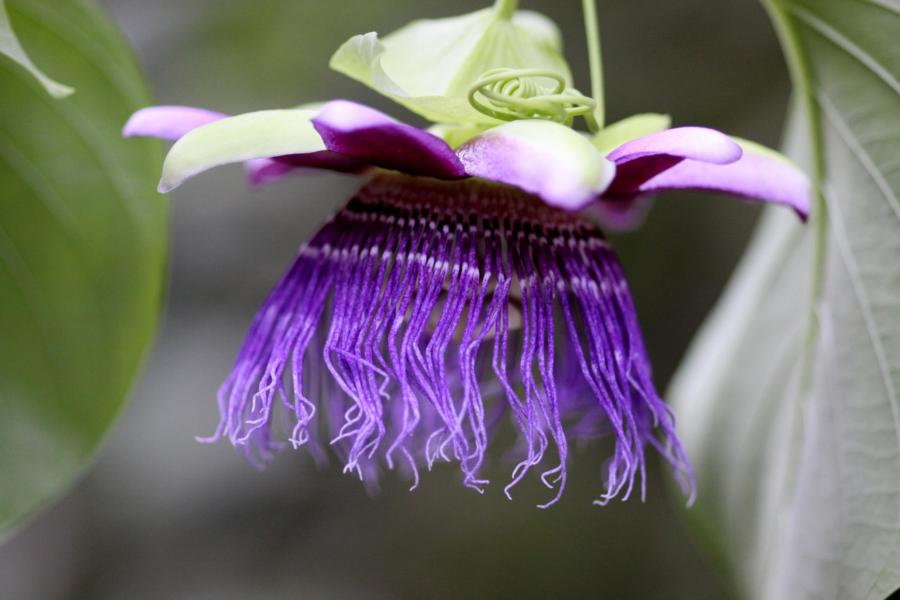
[670,0,900,598]
[0,0,72,97]
[0,0,165,534]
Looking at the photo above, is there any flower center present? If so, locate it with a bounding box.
[207,173,691,507]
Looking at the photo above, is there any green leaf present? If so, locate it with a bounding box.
[329,4,571,126]
[427,123,488,148]
[0,0,165,535]
[0,0,72,97]
[669,1,900,598]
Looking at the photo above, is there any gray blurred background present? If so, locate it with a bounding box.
[1,1,789,598]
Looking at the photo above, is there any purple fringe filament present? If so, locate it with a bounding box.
[201,174,694,507]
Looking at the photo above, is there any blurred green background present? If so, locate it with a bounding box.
[0,0,790,598]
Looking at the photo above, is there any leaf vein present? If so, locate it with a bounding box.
[817,92,900,223]
[856,0,900,17]
[827,185,900,599]
[791,6,900,99]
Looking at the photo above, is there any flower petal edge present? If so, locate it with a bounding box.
[158,109,325,192]
[457,119,615,210]
[123,106,227,140]
[637,137,811,220]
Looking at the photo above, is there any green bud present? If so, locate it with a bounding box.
[330,3,571,126]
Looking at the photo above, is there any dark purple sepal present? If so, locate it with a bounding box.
[312,100,467,179]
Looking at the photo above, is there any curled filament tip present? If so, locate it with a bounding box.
[468,68,598,131]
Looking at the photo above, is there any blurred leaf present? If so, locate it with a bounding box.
[0,0,165,534]
[0,0,72,97]
[670,0,900,598]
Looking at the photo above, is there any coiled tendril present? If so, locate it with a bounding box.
[468,68,599,131]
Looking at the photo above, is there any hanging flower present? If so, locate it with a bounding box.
[124,0,809,507]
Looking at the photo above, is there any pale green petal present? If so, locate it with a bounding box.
[458,119,615,210]
[730,135,799,166]
[292,101,327,112]
[330,7,570,125]
[159,109,324,192]
[591,113,671,155]
[0,0,73,97]
[427,123,489,149]
[512,10,563,51]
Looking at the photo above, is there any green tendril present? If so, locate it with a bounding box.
[582,0,605,128]
[468,68,599,130]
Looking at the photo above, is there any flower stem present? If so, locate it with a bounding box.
[582,0,605,128]
[494,0,518,19]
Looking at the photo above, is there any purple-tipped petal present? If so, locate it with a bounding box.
[606,127,742,195]
[457,120,615,211]
[123,106,227,140]
[607,126,742,165]
[126,105,361,188]
[637,145,811,219]
[158,109,328,192]
[312,100,466,179]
